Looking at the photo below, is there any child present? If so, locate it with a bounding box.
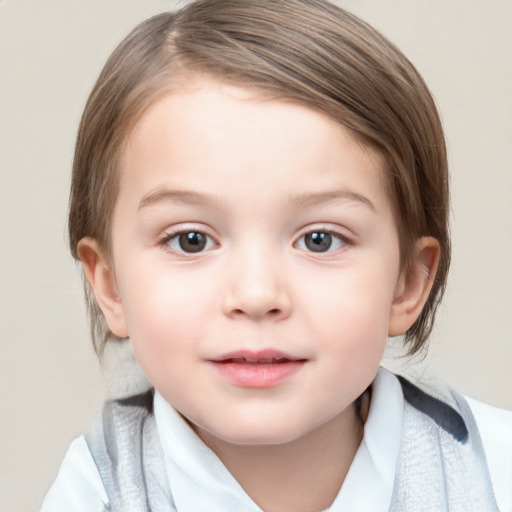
[42,0,511,510]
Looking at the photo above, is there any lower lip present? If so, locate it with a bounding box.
[210,360,305,388]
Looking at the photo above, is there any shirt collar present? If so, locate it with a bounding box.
[154,393,261,511]
[329,367,404,511]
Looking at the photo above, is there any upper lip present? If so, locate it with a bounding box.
[209,349,306,364]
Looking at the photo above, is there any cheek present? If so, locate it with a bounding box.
[302,264,397,326]
[308,286,390,404]
[119,272,201,392]
[298,259,397,358]
[118,262,218,348]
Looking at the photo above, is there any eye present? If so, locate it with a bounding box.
[296,231,346,253]
[164,231,216,254]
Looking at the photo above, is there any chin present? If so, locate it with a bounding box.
[197,416,315,447]
[223,431,298,446]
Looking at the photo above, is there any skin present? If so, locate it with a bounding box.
[79,77,439,512]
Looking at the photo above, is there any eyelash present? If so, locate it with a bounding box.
[294,229,349,255]
[158,227,217,255]
[157,226,351,256]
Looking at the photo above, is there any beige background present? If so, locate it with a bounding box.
[1,0,511,510]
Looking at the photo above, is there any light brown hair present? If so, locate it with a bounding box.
[69,0,450,356]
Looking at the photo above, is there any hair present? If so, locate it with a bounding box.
[68,0,450,356]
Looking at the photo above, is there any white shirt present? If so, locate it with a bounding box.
[41,369,512,512]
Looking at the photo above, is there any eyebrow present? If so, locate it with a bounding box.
[138,189,220,211]
[138,188,377,213]
[288,190,377,213]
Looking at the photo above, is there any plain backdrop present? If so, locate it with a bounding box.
[1,0,511,510]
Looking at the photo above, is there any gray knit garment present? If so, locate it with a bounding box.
[84,378,499,511]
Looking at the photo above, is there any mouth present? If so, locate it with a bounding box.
[220,357,296,364]
[208,350,307,388]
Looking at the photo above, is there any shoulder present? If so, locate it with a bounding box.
[466,396,512,512]
[41,389,159,512]
[391,371,512,511]
[40,436,107,512]
[466,395,512,446]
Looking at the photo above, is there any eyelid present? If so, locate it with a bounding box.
[157,224,219,254]
[295,224,352,242]
[293,225,353,254]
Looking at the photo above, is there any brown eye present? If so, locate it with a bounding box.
[296,231,345,253]
[165,231,215,254]
[179,232,207,252]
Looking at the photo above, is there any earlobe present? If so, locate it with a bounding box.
[388,237,440,337]
[77,237,129,338]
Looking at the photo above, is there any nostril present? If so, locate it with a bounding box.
[223,288,291,320]
[230,307,282,318]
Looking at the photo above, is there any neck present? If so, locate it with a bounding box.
[196,401,365,512]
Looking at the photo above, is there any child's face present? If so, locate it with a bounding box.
[89,77,417,445]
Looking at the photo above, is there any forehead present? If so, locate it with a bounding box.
[117,77,391,215]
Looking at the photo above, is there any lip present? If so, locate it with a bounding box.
[208,349,307,388]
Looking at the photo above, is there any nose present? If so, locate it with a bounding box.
[222,245,292,321]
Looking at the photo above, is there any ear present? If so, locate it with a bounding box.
[388,237,440,337]
[77,237,129,338]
